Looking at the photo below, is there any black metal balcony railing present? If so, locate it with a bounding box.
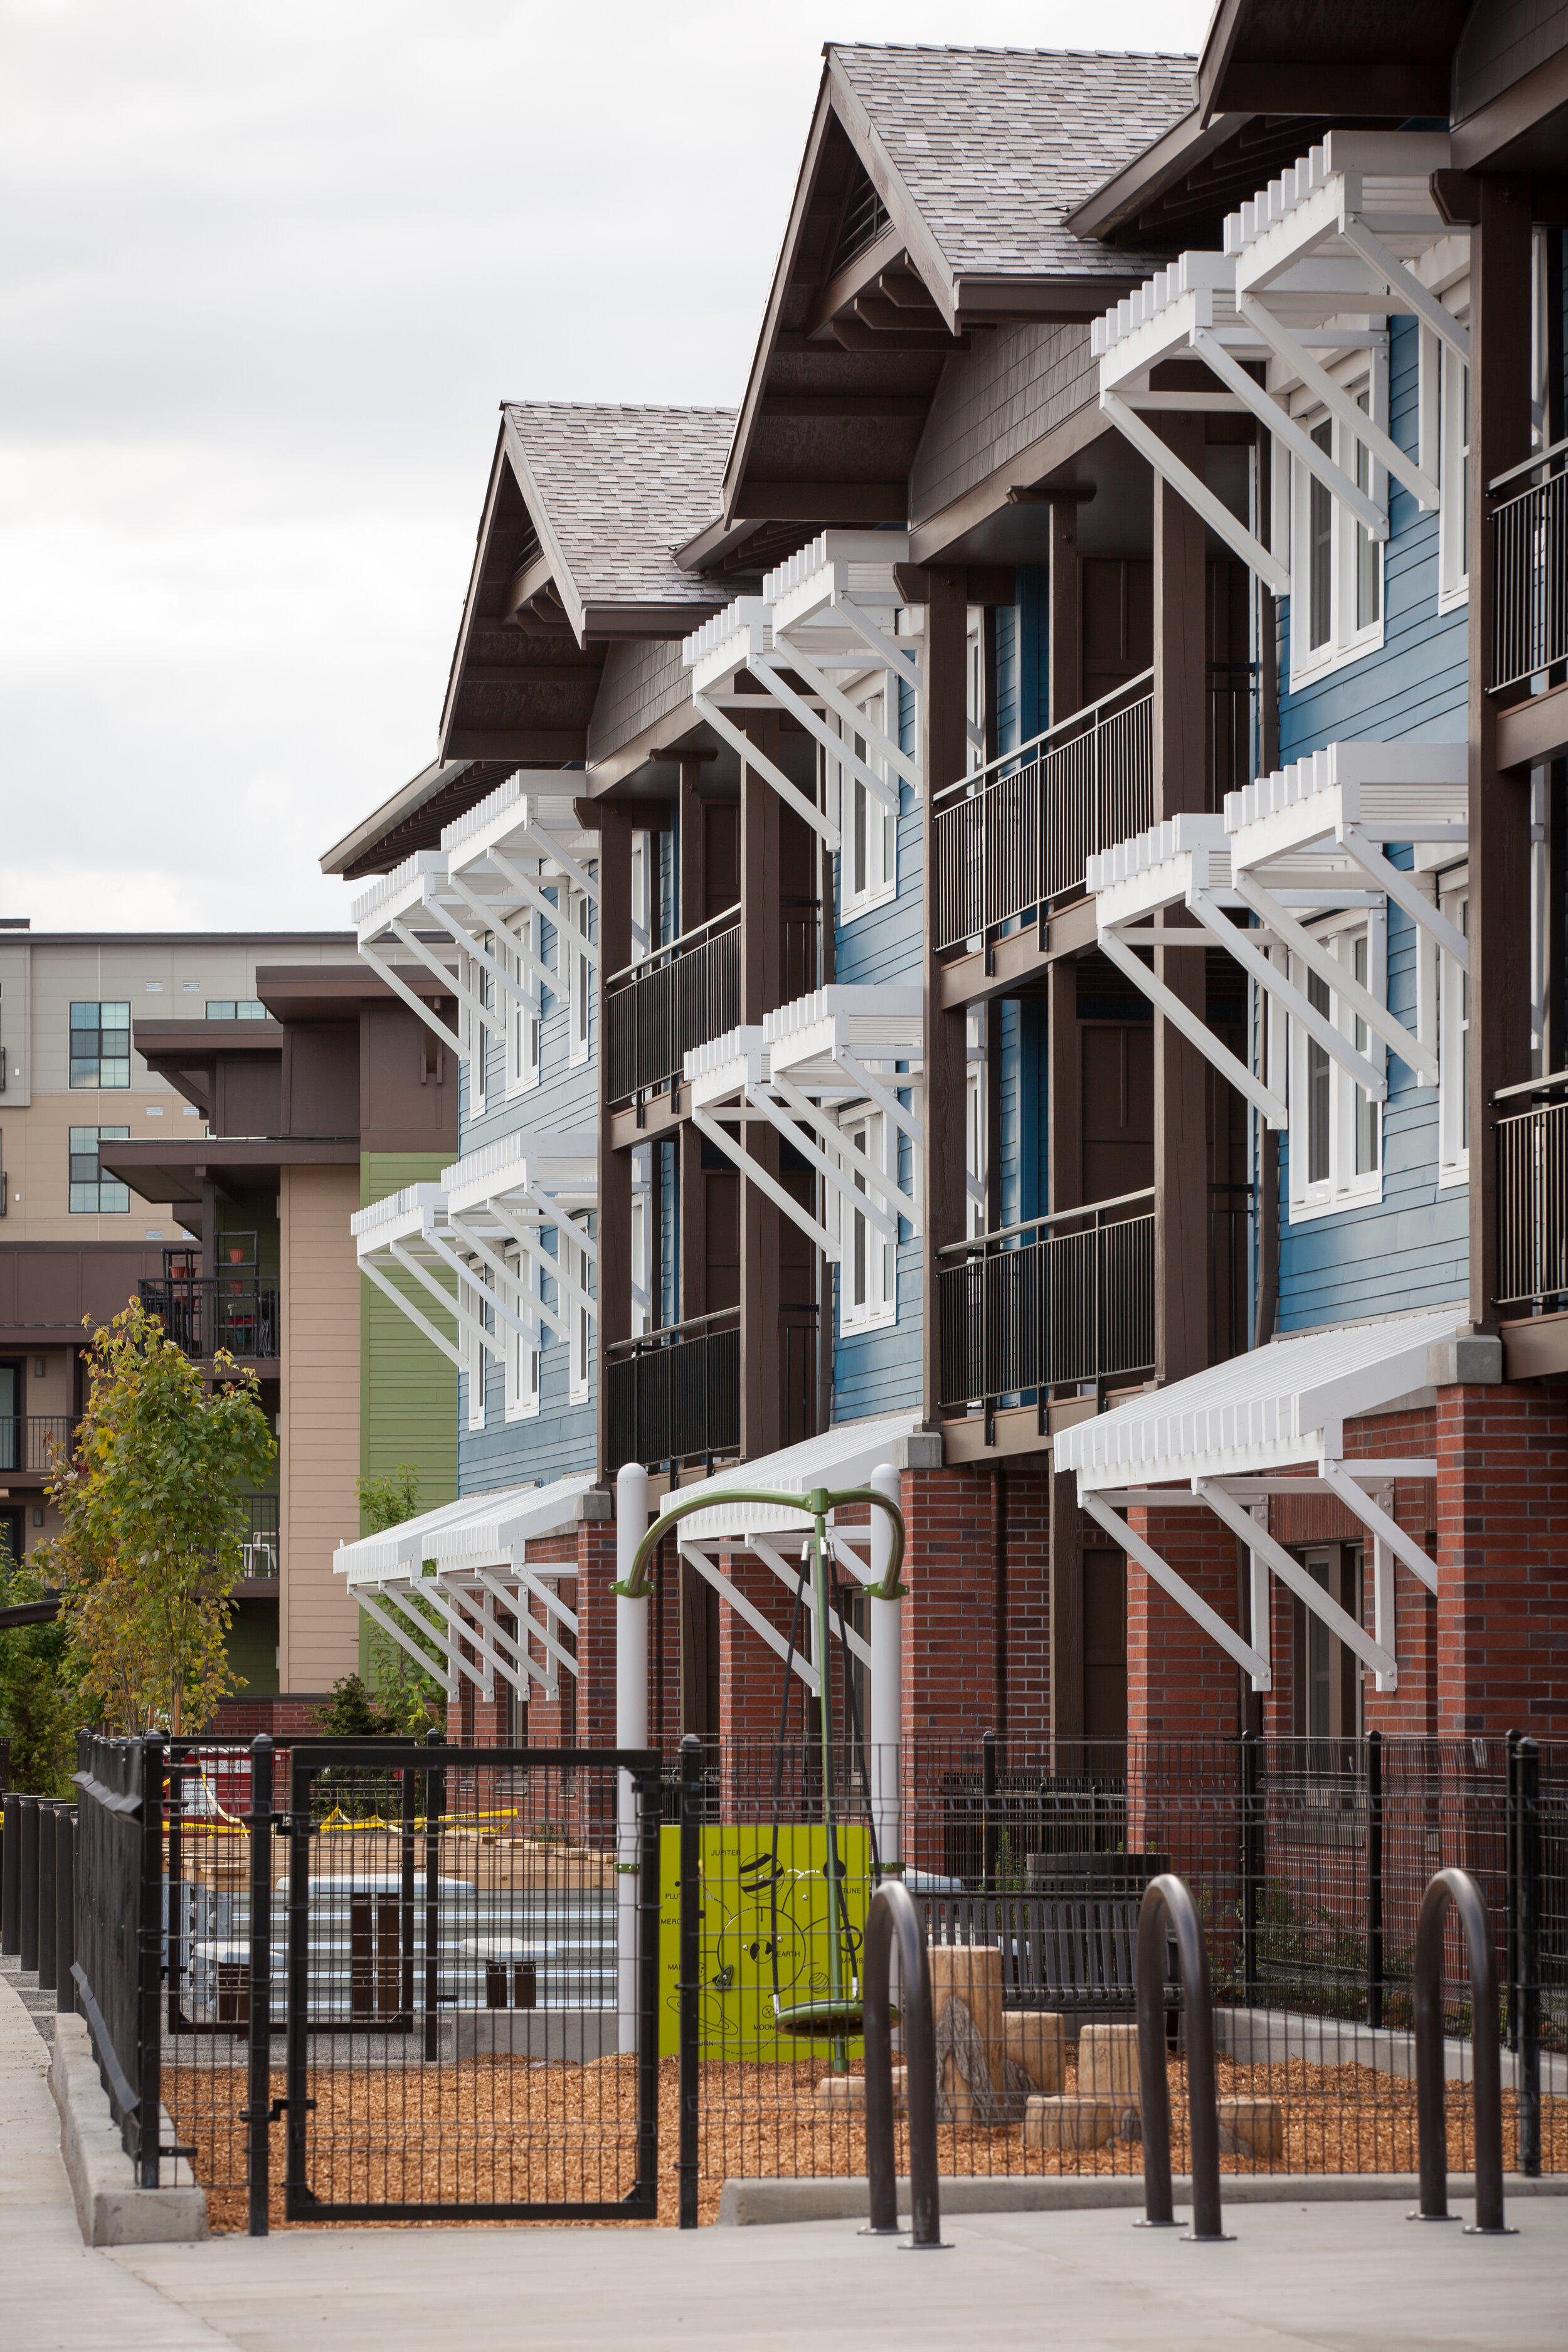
[1491,437,1568,694]
[137,1275,280,1360]
[606,1311,741,1471]
[242,1495,280,1578]
[605,906,741,1102]
[1494,1076,1568,1312]
[0,1416,77,1475]
[937,1191,1156,1411]
[933,673,1153,955]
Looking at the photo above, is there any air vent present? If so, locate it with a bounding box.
[830,172,891,277]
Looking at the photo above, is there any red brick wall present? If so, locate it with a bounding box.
[900,1465,1000,1739]
[999,1459,1051,1740]
[208,1694,331,1738]
[1125,1503,1245,1740]
[1436,1382,1568,1736]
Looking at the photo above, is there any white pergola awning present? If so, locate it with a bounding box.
[681,531,919,850]
[686,987,921,1261]
[1055,1313,1461,1698]
[1093,130,1464,591]
[352,777,598,1064]
[334,1471,602,1703]
[443,1128,599,1345]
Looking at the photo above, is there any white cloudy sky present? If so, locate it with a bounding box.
[1,0,1213,933]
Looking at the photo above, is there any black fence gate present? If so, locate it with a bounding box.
[280,1741,661,2223]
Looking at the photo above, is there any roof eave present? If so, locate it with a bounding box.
[1062,102,1242,245]
[319,760,467,877]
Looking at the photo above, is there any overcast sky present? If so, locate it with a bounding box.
[1,0,1213,935]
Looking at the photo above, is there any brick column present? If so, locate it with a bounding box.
[998,1459,1051,1741]
[899,1463,1001,1740]
[1436,1382,1568,1735]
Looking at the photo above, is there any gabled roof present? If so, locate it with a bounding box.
[319,757,521,881]
[831,45,1197,291]
[711,45,1199,547]
[435,403,735,773]
[503,403,733,628]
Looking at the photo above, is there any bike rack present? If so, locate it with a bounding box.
[1135,1872,1229,2242]
[861,1878,947,2249]
[1410,1868,1513,2235]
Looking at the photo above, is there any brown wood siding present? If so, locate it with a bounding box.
[279,1161,361,1690]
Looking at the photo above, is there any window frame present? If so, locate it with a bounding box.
[464,1263,491,1431]
[1437,336,1471,615]
[567,876,595,1070]
[1285,912,1387,1222]
[1286,355,1389,690]
[832,692,898,924]
[837,1110,897,1333]
[503,1249,541,1423]
[506,919,541,1098]
[1437,867,1470,1189]
[68,1125,130,1214]
[69,1001,131,1091]
[566,1213,595,1404]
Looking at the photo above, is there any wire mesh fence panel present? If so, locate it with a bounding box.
[275,1744,661,2225]
[675,1735,1567,2200]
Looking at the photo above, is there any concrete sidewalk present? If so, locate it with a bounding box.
[4,1971,1563,2352]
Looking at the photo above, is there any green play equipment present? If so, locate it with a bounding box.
[620,1482,906,2063]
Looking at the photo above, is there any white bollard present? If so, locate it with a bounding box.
[615,1461,650,2059]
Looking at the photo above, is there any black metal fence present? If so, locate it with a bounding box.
[72,1734,165,2183]
[137,1274,280,1360]
[1492,448,1568,693]
[937,1200,1155,1410]
[933,677,1153,955]
[606,1317,741,1472]
[1495,1084,1568,1311]
[605,911,740,1101]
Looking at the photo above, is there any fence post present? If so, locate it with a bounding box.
[678,1734,701,2231]
[1238,1731,1260,2008]
[37,1801,57,1991]
[1504,1729,1520,2052]
[1411,1867,1511,2233]
[284,1746,310,2218]
[246,1735,275,2237]
[424,1727,444,2063]
[55,1808,75,2018]
[1517,1738,1541,2181]
[861,1877,946,2249]
[18,1795,38,1971]
[636,1757,662,2220]
[1365,1728,1384,2030]
[1,1791,19,1954]
[1135,1872,1229,2242]
[138,1734,166,2190]
[982,1730,999,1892]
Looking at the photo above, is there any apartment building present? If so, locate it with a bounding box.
[329,6,1568,1756]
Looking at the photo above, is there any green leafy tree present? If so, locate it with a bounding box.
[0,1551,83,1794]
[34,1300,275,1735]
[352,1462,446,1734]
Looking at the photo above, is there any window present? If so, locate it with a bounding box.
[504,1251,539,1422]
[69,1126,130,1213]
[468,935,492,1114]
[1291,1545,1364,1742]
[70,1002,130,1089]
[566,1214,595,1402]
[568,884,595,1069]
[965,1014,986,1238]
[1286,918,1385,1220]
[507,923,541,1096]
[204,1000,265,1021]
[1289,368,1387,686]
[836,695,897,920]
[464,1264,492,1430]
[1438,342,1470,611]
[839,1112,896,1330]
[967,615,985,771]
[1438,874,1470,1185]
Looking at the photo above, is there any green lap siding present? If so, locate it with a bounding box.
[359,1153,458,1522]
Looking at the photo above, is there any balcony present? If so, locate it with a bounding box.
[933,673,1153,956]
[1495,1079,1568,1313]
[241,1495,279,1578]
[1491,440,1568,694]
[605,907,740,1103]
[0,1417,77,1476]
[605,1304,818,1473]
[138,1274,280,1361]
[937,1192,1155,1412]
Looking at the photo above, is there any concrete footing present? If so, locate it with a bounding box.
[49,2015,208,2247]
[715,2169,1568,2227]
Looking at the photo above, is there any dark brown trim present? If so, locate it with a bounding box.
[1453,46,1568,172]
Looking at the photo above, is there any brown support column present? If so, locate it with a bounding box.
[1049,498,1083,728]
[1152,413,1212,1385]
[596,803,634,1478]
[739,716,783,1459]
[923,567,972,1424]
[1046,955,1083,1744]
[1468,175,1536,1328]
[677,758,703,935]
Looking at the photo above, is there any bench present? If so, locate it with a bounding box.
[921,1893,1176,2016]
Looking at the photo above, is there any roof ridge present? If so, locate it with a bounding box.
[829,43,1197,63]
[501,400,735,419]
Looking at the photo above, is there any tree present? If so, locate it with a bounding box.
[35,1300,275,1735]
[0,1554,83,1794]
[352,1462,447,1734]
